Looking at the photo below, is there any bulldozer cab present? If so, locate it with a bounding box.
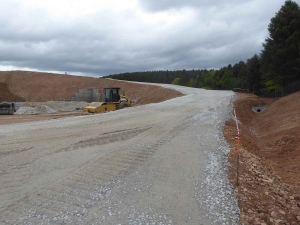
[104,88,121,102]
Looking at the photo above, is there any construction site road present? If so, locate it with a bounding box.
[0,84,239,225]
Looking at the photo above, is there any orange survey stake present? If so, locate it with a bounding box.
[233,107,241,186]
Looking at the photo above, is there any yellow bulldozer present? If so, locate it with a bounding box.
[82,87,133,113]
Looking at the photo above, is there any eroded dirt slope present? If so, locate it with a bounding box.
[0,71,183,104]
[0,83,25,102]
[224,92,300,224]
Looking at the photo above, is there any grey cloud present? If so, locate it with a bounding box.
[138,0,252,12]
[1,0,299,76]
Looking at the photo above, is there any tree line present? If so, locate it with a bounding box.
[105,1,300,97]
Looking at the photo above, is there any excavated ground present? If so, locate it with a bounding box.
[224,92,300,225]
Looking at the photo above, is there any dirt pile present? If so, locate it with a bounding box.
[224,92,300,224]
[0,71,183,104]
[42,101,88,111]
[15,106,37,115]
[15,101,88,115]
[15,105,58,115]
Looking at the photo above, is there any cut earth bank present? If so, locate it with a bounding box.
[224,92,300,225]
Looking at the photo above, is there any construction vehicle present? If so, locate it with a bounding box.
[0,102,16,115]
[82,87,133,113]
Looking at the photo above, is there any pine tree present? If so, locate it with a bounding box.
[246,54,262,93]
[260,0,300,93]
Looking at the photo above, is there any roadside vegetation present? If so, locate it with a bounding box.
[106,1,300,97]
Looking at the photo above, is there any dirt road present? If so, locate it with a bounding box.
[0,85,239,224]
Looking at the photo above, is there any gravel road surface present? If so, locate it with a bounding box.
[0,85,239,224]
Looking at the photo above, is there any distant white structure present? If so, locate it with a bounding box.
[71,87,101,102]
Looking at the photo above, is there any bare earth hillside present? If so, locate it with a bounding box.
[0,82,25,102]
[224,92,300,224]
[0,71,183,104]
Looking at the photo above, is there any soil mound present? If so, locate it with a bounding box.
[15,106,37,115]
[256,91,300,134]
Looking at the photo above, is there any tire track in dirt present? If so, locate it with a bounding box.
[72,126,152,149]
[1,132,175,224]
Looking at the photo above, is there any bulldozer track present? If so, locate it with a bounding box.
[73,126,152,149]
[1,134,174,224]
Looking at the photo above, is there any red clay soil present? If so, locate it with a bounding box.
[224,93,300,225]
[0,83,25,102]
[0,71,183,104]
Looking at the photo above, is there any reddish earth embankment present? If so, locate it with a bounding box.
[0,82,25,102]
[224,92,300,224]
[0,71,183,104]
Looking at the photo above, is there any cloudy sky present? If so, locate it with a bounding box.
[1,0,298,77]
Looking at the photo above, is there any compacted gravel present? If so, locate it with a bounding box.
[0,84,239,224]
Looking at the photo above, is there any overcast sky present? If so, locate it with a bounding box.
[0,0,298,77]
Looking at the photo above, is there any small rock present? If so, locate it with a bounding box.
[253,169,261,174]
[279,200,287,208]
[296,216,300,221]
[271,211,276,217]
[248,209,254,214]
[262,178,273,183]
[262,175,269,180]
[289,196,294,200]
[294,195,300,200]
[278,210,286,215]
[274,219,283,224]
[257,208,267,213]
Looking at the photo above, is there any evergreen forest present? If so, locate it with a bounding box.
[105,1,300,97]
